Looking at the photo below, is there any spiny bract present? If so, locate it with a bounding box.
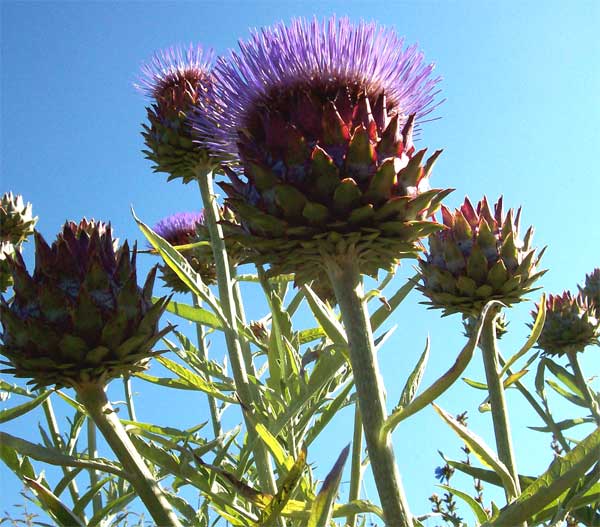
[418,196,546,316]
[0,220,170,389]
[197,17,450,284]
[533,292,599,356]
[579,268,600,313]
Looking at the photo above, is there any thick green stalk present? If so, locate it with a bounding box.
[41,397,81,509]
[567,351,600,425]
[86,418,103,515]
[347,405,364,527]
[192,294,222,438]
[479,311,521,501]
[76,382,182,527]
[196,171,277,495]
[326,253,413,527]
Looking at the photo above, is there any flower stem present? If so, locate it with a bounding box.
[479,310,521,502]
[41,396,81,510]
[86,417,103,515]
[567,351,600,425]
[347,405,364,527]
[196,171,277,495]
[326,253,413,527]
[192,294,222,438]
[123,376,137,422]
[498,354,571,452]
[76,382,182,527]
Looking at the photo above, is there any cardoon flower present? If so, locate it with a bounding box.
[533,292,599,356]
[196,17,449,283]
[153,211,216,292]
[418,196,545,316]
[0,220,170,389]
[137,45,216,182]
[579,268,600,311]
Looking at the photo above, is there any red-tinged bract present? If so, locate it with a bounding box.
[0,220,170,389]
[418,196,545,316]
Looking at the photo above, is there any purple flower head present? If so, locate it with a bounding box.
[196,16,442,158]
[153,211,204,247]
[136,45,214,119]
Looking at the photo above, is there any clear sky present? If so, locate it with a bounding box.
[1,1,599,524]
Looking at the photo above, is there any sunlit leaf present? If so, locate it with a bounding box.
[437,484,488,523]
[0,390,50,424]
[307,444,350,527]
[397,337,430,409]
[24,477,86,527]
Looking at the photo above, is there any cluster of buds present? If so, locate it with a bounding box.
[0,192,37,292]
[0,220,169,389]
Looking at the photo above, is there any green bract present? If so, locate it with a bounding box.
[533,292,599,356]
[579,268,600,312]
[418,196,546,316]
[0,219,170,389]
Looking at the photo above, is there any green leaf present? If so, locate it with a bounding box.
[24,477,85,527]
[545,358,585,398]
[370,275,417,331]
[397,337,430,409]
[0,432,124,477]
[132,208,224,321]
[0,390,50,424]
[245,412,294,472]
[529,417,594,433]
[259,447,307,526]
[156,356,237,403]
[160,298,223,330]
[546,379,587,407]
[463,377,488,390]
[382,301,501,439]
[447,459,535,489]
[437,484,489,524]
[499,293,545,376]
[483,427,600,526]
[302,284,348,347]
[307,445,350,527]
[298,327,326,345]
[305,382,354,447]
[433,404,518,499]
[0,379,34,398]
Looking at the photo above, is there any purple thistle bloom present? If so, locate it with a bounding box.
[136,44,214,103]
[153,211,204,246]
[196,16,441,157]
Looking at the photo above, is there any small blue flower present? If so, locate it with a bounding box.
[434,466,446,482]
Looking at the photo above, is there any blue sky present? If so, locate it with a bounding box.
[2,1,599,523]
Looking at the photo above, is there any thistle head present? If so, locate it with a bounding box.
[195,17,448,283]
[418,196,546,316]
[533,292,599,356]
[0,219,169,389]
[137,45,217,182]
[579,268,600,312]
[0,192,37,247]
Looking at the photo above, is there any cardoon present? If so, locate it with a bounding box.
[418,196,545,316]
[197,16,448,284]
[137,45,216,182]
[153,211,216,292]
[196,17,449,526]
[0,219,170,389]
[579,268,600,311]
[0,219,181,526]
[533,292,599,356]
